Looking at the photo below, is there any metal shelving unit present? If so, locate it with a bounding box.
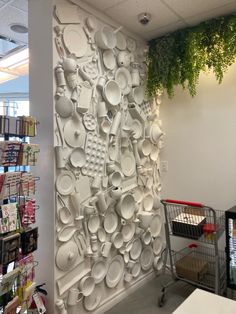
[0,105,39,313]
[158,199,226,307]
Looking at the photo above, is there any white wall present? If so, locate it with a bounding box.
[52,1,163,313]
[28,1,55,313]
[160,62,236,211]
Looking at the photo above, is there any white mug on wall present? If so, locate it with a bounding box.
[67,288,83,306]
[101,241,112,257]
[55,146,68,169]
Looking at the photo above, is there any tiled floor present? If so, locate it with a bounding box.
[105,275,195,314]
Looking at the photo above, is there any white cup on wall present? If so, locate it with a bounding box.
[96,191,107,213]
[67,288,83,306]
[101,241,112,257]
[97,76,106,90]
[97,101,107,118]
[55,146,68,168]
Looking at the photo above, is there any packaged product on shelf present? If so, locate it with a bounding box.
[18,116,37,137]
[16,254,36,304]
[0,202,19,234]
[0,171,36,199]
[0,141,21,166]
[19,199,36,227]
[17,253,35,287]
[18,143,40,166]
[0,173,5,193]
[20,172,37,196]
[0,116,20,136]
[0,172,21,200]
[0,233,21,265]
[18,281,37,313]
[21,227,38,255]
[0,267,20,296]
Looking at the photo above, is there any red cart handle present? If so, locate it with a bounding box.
[162,199,204,208]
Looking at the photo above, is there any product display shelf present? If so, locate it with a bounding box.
[158,199,226,307]
[225,205,236,290]
[0,113,39,314]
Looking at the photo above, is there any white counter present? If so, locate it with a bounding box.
[173,289,236,314]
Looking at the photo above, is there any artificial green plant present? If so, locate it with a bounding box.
[147,14,236,98]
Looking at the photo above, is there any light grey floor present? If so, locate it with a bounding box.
[105,275,195,314]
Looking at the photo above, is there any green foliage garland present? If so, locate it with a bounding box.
[147,14,236,98]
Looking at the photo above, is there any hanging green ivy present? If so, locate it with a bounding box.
[147,14,236,98]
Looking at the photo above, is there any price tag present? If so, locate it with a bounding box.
[32,292,46,314]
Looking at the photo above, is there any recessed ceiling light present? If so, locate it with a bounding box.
[10,24,28,34]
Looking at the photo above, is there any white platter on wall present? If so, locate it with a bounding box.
[63,25,87,57]
[105,255,125,288]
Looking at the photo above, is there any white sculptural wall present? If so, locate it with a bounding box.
[53,1,164,313]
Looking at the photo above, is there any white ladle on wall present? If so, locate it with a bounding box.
[57,193,73,225]
[64,110,85,148]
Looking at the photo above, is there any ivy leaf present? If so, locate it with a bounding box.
[147,14,236,98]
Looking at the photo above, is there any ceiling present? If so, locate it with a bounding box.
[0,0,235,43]
[0,0,27,45]
[82,0,236,40]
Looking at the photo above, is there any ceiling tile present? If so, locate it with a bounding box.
[185,2,236,26]
[0,6,28,43]
[162,0,236,19]
[145,20,187,40]
[10,0,28,12]
[105,0,179,38]
[82,0,128,11]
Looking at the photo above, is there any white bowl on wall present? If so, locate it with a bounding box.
[103,80,121,107]
[95,25,117,50]
[116,194,135,220]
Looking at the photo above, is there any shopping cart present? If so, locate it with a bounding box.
[158,199,226,307]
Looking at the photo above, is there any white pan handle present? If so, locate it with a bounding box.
[55,113,66,148]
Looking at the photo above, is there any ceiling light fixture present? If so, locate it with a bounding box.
[0,47,29,68]
[10,24,28,34]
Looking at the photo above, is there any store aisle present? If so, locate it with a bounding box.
[105,275,195,314]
